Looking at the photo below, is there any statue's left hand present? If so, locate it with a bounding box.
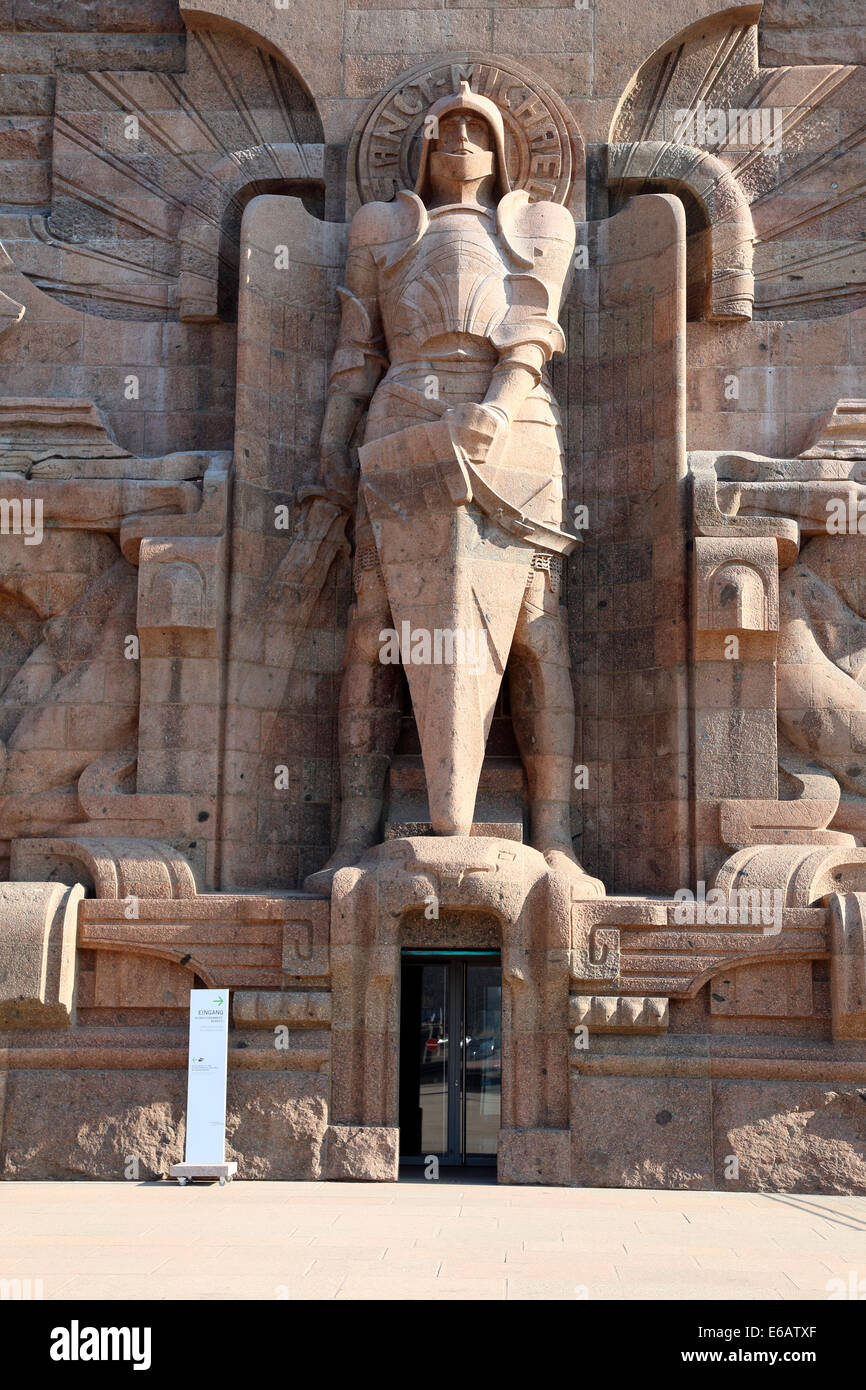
[444,402,508,465]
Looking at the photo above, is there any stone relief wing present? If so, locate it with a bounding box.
[554,192,690,893]
[221,194,351,890]
[233,194,349,510]
[6,27,325,324]
[608,9,866,321]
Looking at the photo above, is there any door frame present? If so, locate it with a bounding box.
[399,948,501,1166]
[327,838,573,1182]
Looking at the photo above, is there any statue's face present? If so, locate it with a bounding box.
[429,110,496,194]
[434,113,493,157]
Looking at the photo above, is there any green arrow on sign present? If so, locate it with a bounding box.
[214,996,224,1006]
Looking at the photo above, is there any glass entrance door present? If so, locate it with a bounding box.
[399,951,501,1166]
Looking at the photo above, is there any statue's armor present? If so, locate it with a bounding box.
[330,188,576,541]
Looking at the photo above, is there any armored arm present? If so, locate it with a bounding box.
[481,342,547,427]
[448,194,575,457]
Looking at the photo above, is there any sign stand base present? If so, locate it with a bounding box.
[172,1162,238,1187]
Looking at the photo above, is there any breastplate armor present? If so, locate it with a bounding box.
[379,207,509,365]
[341,190,576,537]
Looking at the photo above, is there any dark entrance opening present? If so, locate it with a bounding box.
[399,950,501,1168]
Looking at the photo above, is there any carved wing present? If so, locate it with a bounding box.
[221,195,351,890]
[608,9,866,321]
[555,193,689,894]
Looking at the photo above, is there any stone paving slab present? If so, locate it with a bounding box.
[0,1180,863,1301]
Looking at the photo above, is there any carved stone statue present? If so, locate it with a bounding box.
[305,83,601,895]
[711,440,866,835]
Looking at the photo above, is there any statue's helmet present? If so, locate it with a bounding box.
[414,80,511,203]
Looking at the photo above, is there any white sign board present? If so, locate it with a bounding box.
[183,989,230,1165]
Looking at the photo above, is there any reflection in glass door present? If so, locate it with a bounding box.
[399,951,501,1166]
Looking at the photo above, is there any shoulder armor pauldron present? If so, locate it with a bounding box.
[350,190,427,272]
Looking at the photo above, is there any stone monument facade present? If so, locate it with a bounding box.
[0,0,865,1189]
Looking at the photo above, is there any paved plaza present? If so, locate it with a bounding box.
[1,1179,864,1301]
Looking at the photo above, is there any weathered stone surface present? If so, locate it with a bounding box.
[570,1076,714,1189]
[324,1124,398,1181]
[0,1068,186,1179]
[0,1068,327,1180]
[225,1074,328,1180]
[709,962,814,1019]
[498,1128,571,1185]
[713,1081,866,1193]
